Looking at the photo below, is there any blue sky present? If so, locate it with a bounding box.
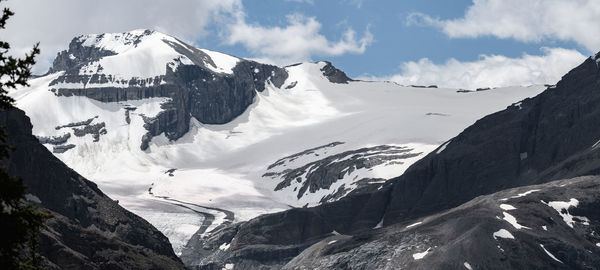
[5,0,599,89]
[198,0,588,77]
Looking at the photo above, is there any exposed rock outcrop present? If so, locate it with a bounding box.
[320,61,353,84]
[37,133,70,145]
[263,144,421,202]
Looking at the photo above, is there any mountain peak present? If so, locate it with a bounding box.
[49,29,241,78]
[74,29,170,54]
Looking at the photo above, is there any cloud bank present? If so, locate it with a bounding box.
[224,13,373,65]
[408,0,600,52]
[361,48,586,89]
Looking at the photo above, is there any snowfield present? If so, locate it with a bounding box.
[10,33,547,252]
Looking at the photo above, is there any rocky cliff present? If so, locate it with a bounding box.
[0,108,186,270]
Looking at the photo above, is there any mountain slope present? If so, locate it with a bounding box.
[11,29,547,253]
[183,53,600,268]
[0,108,185,269]
[283,176,600,269]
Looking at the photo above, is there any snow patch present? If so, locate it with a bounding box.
[463,262,473,270]
[542,198,589,228]
[406,221,423,229]
[592,139,600,149]
[542,225,548,231]
[493,229,515,239]
[412,247,431,260]
[219,242,231,251]
[328,240,338,245]
[200,49,239,74]
[513,101,522,110]
[373,217,384,229]
[503,212,529,229]
[540,244,563,264]
[500,189,540,201]
[436,140,451,154]
[499,204,516,210]
[223,263,234,270]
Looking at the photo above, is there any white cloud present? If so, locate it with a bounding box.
[360,48,586,89]
[408,0,600,52]
[3,0,241,74]
[223,13,373,65]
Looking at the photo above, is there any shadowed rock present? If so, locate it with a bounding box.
[320,61,353,84]
[37,133,71,145]
[0,108,186,270]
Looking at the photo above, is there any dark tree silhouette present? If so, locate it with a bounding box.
[0,1,47,269]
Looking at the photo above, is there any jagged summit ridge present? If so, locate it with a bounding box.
[50,29,243,85]
[76,29,159,53]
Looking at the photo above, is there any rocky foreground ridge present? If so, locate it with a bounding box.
[0,108,186,270]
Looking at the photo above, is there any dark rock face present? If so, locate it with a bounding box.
[38,116,108,150]
[47,34,119,74]
[52,144,75,153]
[183,188,392,268]
[383,55,600,226]
[182,210,337,269]
[48,30,288,150]
[263,143,421,201]
[72,122,106,142]
[55,116,98,130]
[284,176,600,269]
[0,108,185,270]
[184,54,600,268]
[37,133,71,145]
[320,61,353,84]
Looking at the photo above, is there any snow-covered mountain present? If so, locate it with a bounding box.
[11,29,546,253]
[192,53,600,269]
